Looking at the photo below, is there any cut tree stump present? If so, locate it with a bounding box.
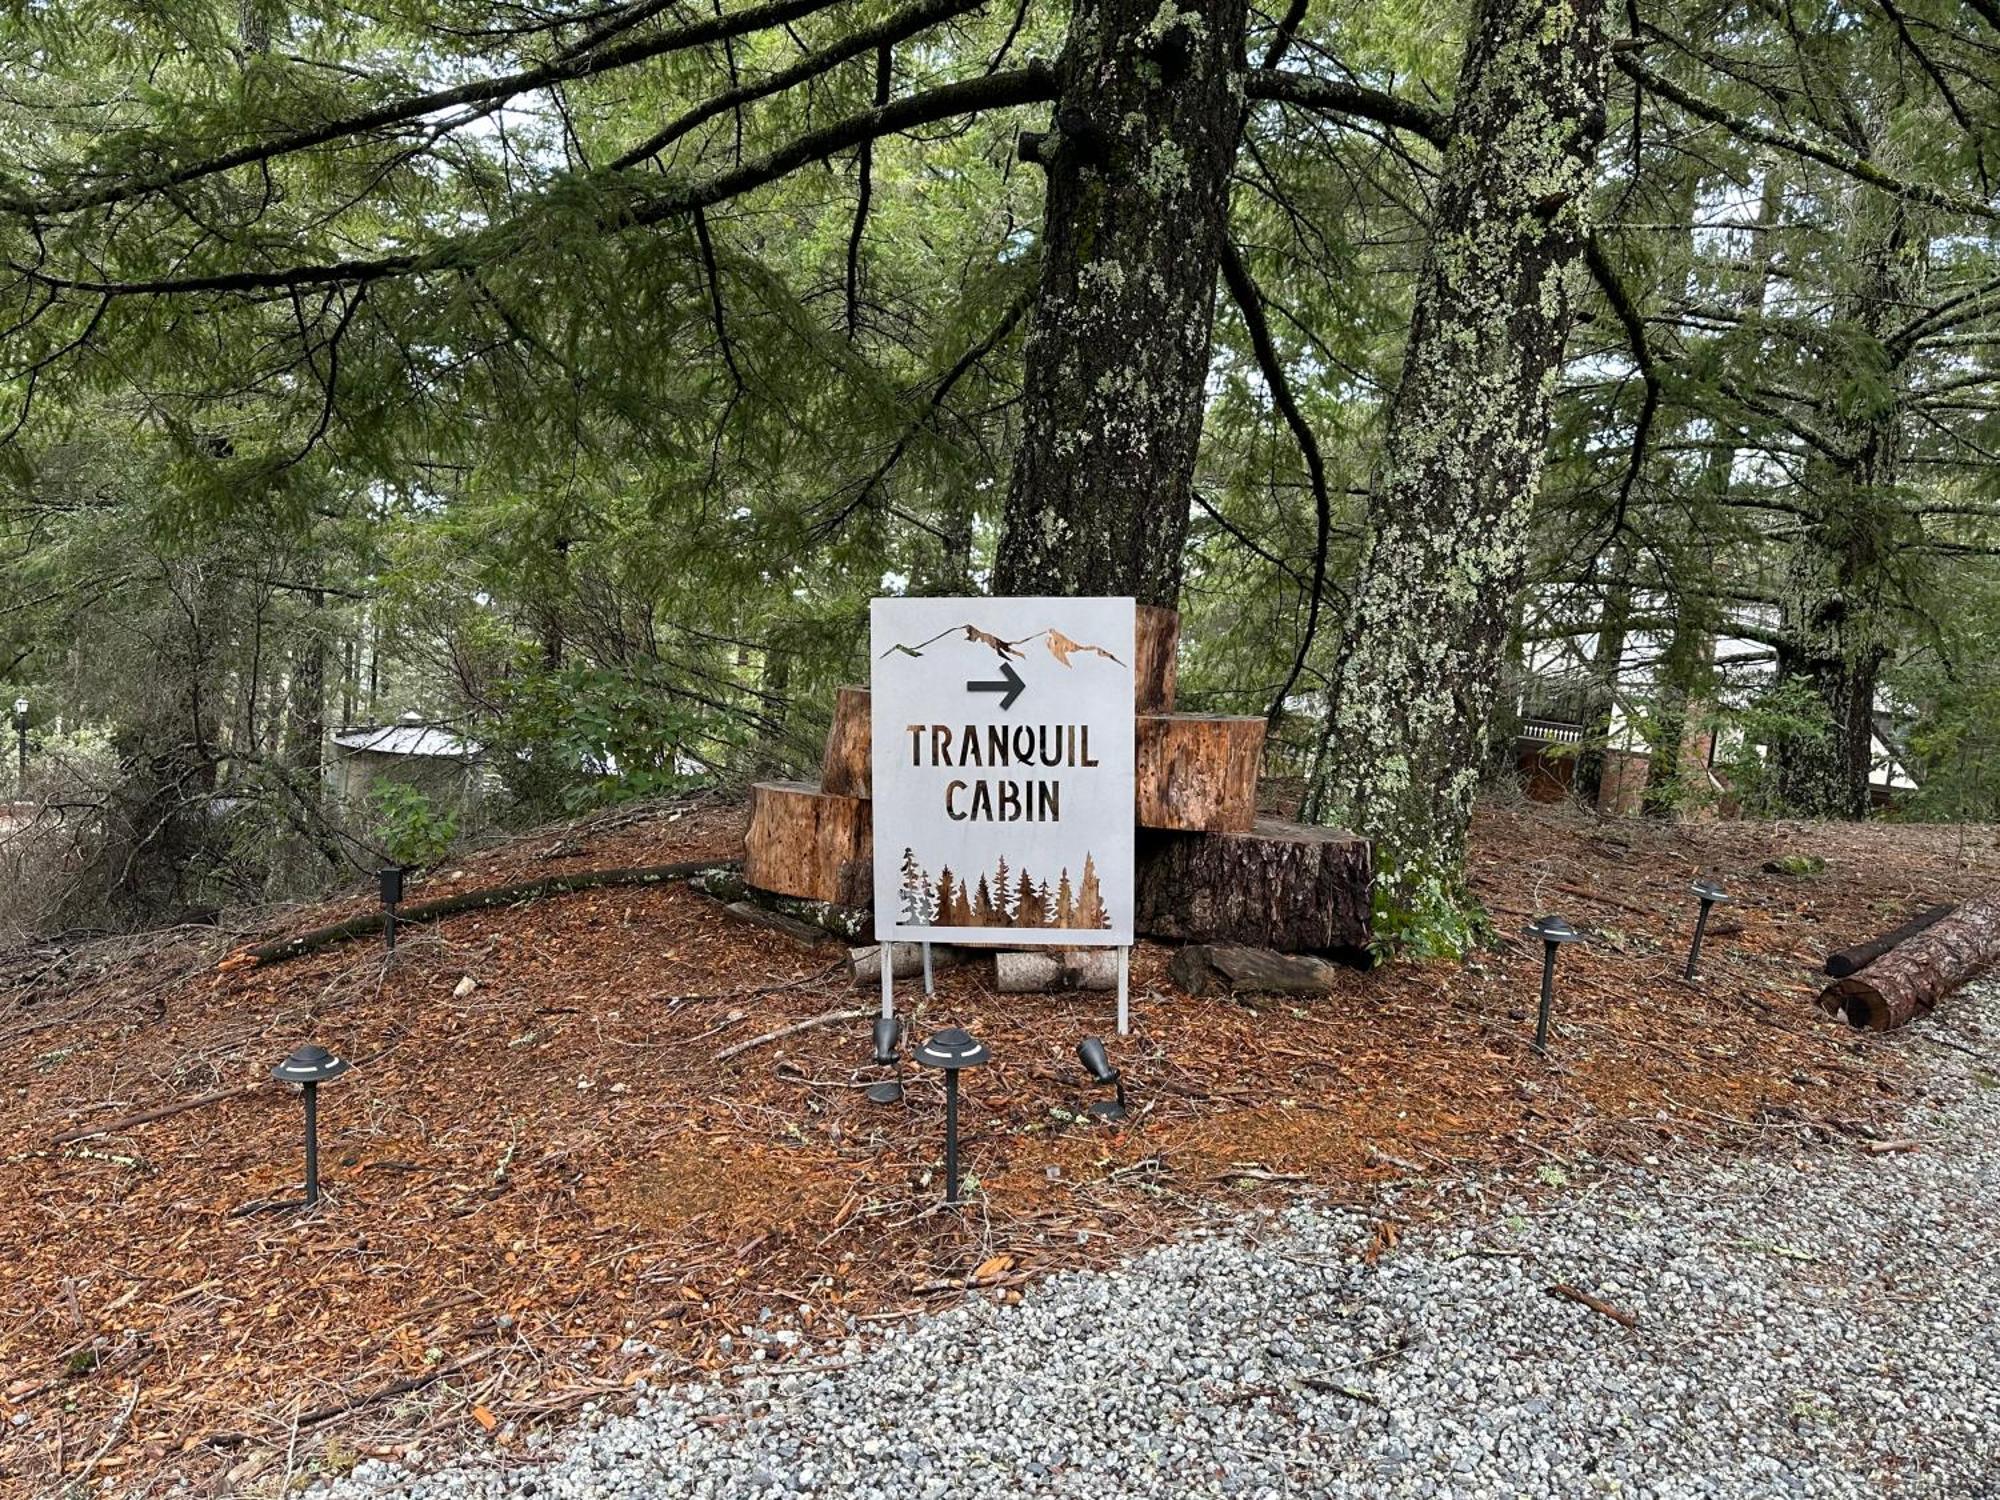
[1823,903,1955,978]
[743,781,872,906]
[1136,714,1264,832]
[1135,605,1179,714]
[1168,944,1341,997]
[994,949,1118,992]
[1136,820,1371,952]
[1819,889,2000,1029]
[820,686,872,799]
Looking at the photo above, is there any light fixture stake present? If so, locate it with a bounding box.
[379,866,403,952]
[914,1027,990,1206]
[273,1044,353,1208]
[1685,879,1730,981]
[1525,916,1582,1056]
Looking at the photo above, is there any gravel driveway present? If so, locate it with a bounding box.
[323,981,2000,1500]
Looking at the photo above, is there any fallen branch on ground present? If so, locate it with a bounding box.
[713,1007,871,1061]
[1823,904,1954,978]
[1546,1282,1640,1329]
[52,1083,266,1145]
[229,860,738,967]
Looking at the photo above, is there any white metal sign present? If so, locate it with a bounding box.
[871,596,1135,948]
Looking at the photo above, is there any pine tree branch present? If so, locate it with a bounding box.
[0,0,852,220]
[1244,71,1447,145]
[1218,240,1335,726]
[609,0,986,170]
[1615,52,1998,222]
[10,67,1058,299]
[1584,232,1662,534]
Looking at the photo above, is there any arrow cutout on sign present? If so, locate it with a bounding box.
[966,660,1026,711]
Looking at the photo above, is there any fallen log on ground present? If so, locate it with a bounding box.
[1823,903,1955,978]
[691,868,871,942]
[1168,944,1341,997]
[234,859,736,966]
[1819,890,2000,1030]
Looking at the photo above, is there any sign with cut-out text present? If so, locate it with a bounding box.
[871,597,1134,946]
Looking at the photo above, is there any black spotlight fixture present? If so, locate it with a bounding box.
[1685,879,1730,981]
[1524,915,1583,1056]
[379,866,404,952]
[1076,1036,1127,1121]
[914,1027,990,1205]
[868,1016,904,1105]
[273,1043,353,1207]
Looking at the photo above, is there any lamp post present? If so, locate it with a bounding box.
[273,1043,353,1207]
[868,1016,904,1104]
[1525,916,1583,1056]
[1076,1036,1127,1121]
[914,1027,989,1205]
[379,866,403,952]
[12,697,27,795]
[1685,879,1729,981]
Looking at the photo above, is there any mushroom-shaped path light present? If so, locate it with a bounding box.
[1685,879,1730,981]
[914,1027,990,1206]
[273,1043,353,1208]
[1524,916,1584,1057]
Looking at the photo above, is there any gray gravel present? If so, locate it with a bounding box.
[321,981,2000,1499]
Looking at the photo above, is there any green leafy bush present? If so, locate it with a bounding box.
[484,657,722,818]
[368,782,460,869]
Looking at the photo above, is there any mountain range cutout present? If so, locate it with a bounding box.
[879,623,1127,671]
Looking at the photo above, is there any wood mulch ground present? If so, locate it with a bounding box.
[2,797,1994,1496]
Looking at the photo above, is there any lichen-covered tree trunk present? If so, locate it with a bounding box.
[1771,198,1915,820]
[990,0,1249,607]
[1307,0,1608,927]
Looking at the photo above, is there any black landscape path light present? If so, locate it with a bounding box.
[273,1043,353,1208]
[868,1015,904,1105]
[914,1027,989,1205]
[379,866,404,952]
[1525,916,1583,1056]
[1685,879,1730,981]
[1076,1036,1127,1121]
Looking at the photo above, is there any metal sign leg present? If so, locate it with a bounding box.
[922,941,934,996]
[880,946,894,1022]
[1117,946,1130,1036]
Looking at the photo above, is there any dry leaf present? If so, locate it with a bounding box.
[471,1405,498,1432]
[970,1254,1015,1284]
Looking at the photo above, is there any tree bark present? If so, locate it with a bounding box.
[1770,140,1921,818]
[1307,0,1609,925]
[991,0,1250,607]
[1135,819,1371,951]
[1819,889,2000,1030]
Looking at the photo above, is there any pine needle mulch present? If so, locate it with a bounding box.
[3,800,1995,1496]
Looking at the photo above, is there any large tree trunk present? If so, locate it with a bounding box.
[1307,0,1609,924]
[990,0,1249,607]
[1771,204,1913,819]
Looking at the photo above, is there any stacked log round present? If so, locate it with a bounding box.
[1135,714,1265,832]
[744,781,872,907]
[1134,604,1180,714]
[820,686,872,799]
